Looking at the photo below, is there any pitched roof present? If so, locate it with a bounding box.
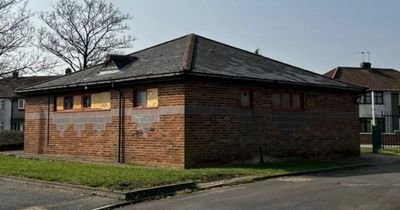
[324,67,400,91]
[0,76,58,98]
[17,34,363,93]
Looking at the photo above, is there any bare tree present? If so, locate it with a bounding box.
[0,0,46,76]
[38,0,134,72]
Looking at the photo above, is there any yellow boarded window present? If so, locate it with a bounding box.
[147,88,158,108]
[306,95,317,107]
[56,97,64,111]
[91,92,111,109]
[73,96,81,109]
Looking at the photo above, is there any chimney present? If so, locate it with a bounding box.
[65,68,72,75]
[360,62,371,69]
[12,71,18,78]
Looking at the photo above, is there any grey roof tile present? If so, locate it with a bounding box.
[17,34,363,93]
[0,76,58,98]
[325,66,400,91]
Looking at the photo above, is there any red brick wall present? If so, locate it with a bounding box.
[24,79,360,168]
[24,82,185,167]
[184,81,360,167]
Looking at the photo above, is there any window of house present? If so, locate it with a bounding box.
[134,88,158,108]
[82,95,91,108]
[272,93,303,111]
[17,99,25,110]
[359,92,383,104]
[63,96,73,110]
[11,122,22,131]
[0,100,5,109]
[374,92,383,104]
[240,90,253,108]
[135,90,147,107]
[306,95,318,107]
[360,118,385,133]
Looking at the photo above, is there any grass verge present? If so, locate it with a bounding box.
[0,154,358,190]
[360,146,400,155]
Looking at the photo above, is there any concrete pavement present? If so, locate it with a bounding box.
[122,155,400,210]
[0,179,119,210]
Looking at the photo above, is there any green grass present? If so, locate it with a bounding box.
[360,146,400,155]
[377,147,400,155]
[0,154,357,190]
[360,147,372,154]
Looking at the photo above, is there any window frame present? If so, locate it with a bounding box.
[0,99,5,110]
[63,96,74,110]
[374,92,384,104]
[17,99,25,110]
[272,92,303,111]
[359,91,384,104]
[134,88,159,109]
[134,89,148,108]
[81,95,91,109]
[240,89,253,109]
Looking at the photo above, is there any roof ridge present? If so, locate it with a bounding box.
[181,33,197,71]
[128,34,192,57]
[337,66,398,71]
[332,67,340,79]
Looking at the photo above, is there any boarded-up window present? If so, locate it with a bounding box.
[306,95,317,107]
[91,92,111,109]
[272,93,303,111]
[292,94,301,110]
[55,92,110,111]
[147,88,158,108]
[240,90,252,108]
[73,96,81,109]
[56,97,64,111]
[281,93,290,108]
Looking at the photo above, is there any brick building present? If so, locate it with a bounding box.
[17,34,364,168]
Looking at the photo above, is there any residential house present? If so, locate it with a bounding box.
[0,73,56,131]
[0,73,56,148]
[325,62,400,144]
[17,34,364,168]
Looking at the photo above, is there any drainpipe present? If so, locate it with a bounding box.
[371,91,375,126]
[117,88,124,163]
[47,96,50,146]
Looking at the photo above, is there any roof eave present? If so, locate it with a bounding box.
[186,72,366,92]
[15,71,185,94]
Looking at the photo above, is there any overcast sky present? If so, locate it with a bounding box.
[29,0,400,74]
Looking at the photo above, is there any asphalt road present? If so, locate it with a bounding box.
[122,160,400,210]
[0,179,119,210]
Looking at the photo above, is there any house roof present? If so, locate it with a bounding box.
[0,76,58,98]
[324,66,400,91]
[16,34,364,94]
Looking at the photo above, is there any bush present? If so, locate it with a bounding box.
[0,130,24,147]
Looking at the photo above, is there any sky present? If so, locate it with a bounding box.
[29,0,400,74]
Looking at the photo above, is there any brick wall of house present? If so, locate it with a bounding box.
[184,80,360,167]
[24,82,185,167]
[24,79,360,168]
